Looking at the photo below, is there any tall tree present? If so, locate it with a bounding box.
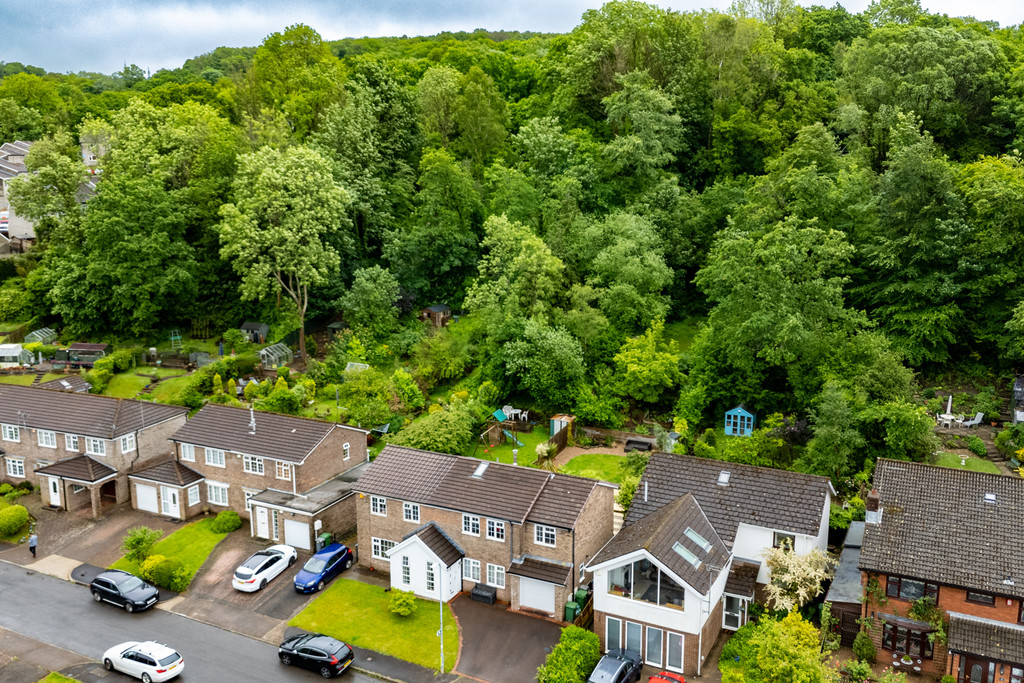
[455,66,507,168]
[417,65,461,148]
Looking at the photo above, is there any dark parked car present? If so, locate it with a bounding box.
[90,570,160,613]
[588,649,643,683]
[293,543,354,593]
[278,632,354,678]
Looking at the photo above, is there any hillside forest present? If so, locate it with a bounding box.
[4,0,1024,490]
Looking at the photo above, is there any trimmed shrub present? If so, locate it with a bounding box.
[388,589,418,617]
[16,480,33,491]
[140,554,167,582]
[843,658,873,683]
[120,526,163,563]
[941,676,957,683]
[4,488,29,505]
[210,509,242,533]
[852,630,876,663]
[0,483,12,495]
[967,436,987,458]
[149,556,187,591]
[537,625,601,683]
[0,504,28,535]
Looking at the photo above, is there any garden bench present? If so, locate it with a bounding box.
[470,582,497,604]
[1009,456,1021,471]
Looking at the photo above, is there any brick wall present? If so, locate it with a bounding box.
[594,606,715,677]
[294,425,367,492]
[573,484,615,584]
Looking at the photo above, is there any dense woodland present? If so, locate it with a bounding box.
[4,0,1024,486]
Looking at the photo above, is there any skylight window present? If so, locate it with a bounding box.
[717,471,731,486]
[672,542,702,569]
[684,527,713,553]
[984,493,996,504]
[471,461,490,479]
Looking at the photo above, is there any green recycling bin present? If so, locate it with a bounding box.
[316,532,332,551]
[575,588,589,604]
[564,601,579,622]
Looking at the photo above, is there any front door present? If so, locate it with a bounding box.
[255,506,269,539]
[47,477,61,507]
[160,486,179,517]
[723,595,743,630]
[964,657,992,683]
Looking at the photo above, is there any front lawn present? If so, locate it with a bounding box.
[109,517,229,587]
[104,373,150,399]
[559,453,627,484]
[290,578,458,672]
[36,674,81,683]
[933,451,1002,474]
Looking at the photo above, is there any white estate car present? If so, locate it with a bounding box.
[232,543,297,592]
[102,641,184,682]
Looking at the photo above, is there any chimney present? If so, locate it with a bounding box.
[865,488,882,524]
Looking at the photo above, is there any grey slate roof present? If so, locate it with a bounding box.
[404,522,464,568]
[508,557,572,586]
[859,459,1024,597]
[591,494,732,594]
[36,455,116,483]
[170,403,364,464]
[129,460,204,487]
[626,452,833,544]
[0,384,187,438]
[724,560,759,598]
[948,612,1024,663]
[355,444,599,529]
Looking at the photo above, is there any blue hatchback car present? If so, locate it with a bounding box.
[294,543,354,593]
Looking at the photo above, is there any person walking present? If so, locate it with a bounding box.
[28,532,37,558]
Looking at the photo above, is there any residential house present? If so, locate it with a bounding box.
[0,141,33,240]
[859,459,1024,682]
[587,452,833,677]
[0,384,187,517]
[161,404,368,550]
[353,444,616,617]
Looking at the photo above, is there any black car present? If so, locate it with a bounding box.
[90,570,160,613]
[279,632,354,678]
[588,649,643,683]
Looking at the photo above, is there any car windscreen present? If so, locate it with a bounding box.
[119,576,145,593]
[242,553,270,569]
[303,557,328,574]
[158,652,181,666]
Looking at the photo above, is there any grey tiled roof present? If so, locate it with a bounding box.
[36,455,116,483]
[591,494,731,594]
[37,375,91,393]
[129,460,204,487]
[626,452,833,544]
[355,445,599,528]
[948,612,1024,663]
[508,557,572,586]
[724,559,759,598]
[404,522,464,567]
[0,385,187,438]
[170,403,364,464]
[859,459,1024,597]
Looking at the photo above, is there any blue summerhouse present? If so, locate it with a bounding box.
[724,405,755,437]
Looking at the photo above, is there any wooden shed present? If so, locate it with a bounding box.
[420,304,452,327]
[724,405,755,437]
[241,321,270,344]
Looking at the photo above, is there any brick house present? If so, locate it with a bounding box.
[157,404,368,550]
[587,452,833,677]
[0,384,187,518]
[353,444,616,618]
[859,459,1024,683]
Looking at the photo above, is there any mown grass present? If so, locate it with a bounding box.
[933,451,1001,474]
[109,518,230,586]
[35,674,81,683]
[104,373,150,399]
[558,453,627,484]
[149,374,194,404]
[663,318,702,353]
[290,578,458,672]
[463,425,550,465]
[0,374,37,385]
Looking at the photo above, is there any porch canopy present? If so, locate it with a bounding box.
[948,612,1024,664]
[36,455,116,519]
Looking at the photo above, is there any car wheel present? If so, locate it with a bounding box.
[320,665,333,678]
[288,555,296,567]
[260,578,267,590]
[317,580,325,592]
[124,602,134,613]
[280,653,292,666]
[92,591,102,602]
[344,558,353,570]
[142,674,152,683]
[103,659,114,671]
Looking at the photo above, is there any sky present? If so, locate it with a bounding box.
[2,0,1021,76]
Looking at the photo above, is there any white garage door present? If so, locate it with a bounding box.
[135,483,158,514]
[520,577,556,614]
[284,518,310,550]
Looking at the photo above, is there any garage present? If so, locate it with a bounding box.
[284,518,311,550]
[519,577,556,615]
[135,483,158,514]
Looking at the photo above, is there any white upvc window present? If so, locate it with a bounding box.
[85,437,105,456]
[205,447,225,467]
[463,514,480,536]
[403,502,420,522]
[2,424,19,442]
[486,563,506,588]
[179,443,195,462]
[426,562,436,591]
[464,558,481,582]
[371,496,387,516]
[486,519,506,541]
[243,455,264,475]
[243,489,258,511]
[187,485,200,507]
[275,460,291,480]
[535,524,557,547]
[65,434,79,451]
[402,556,411,585]
[372,537,396,559]
[71,484,86,494]
[343,442,351,461]
[271,509,280,541]
[207,482,228,506]
[5,458,24,478]
[37,430,57,448]
[120,433,136,454]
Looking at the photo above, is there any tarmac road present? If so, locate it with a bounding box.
[0,562,378,682]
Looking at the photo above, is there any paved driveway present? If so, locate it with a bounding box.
[451,594,562,682]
